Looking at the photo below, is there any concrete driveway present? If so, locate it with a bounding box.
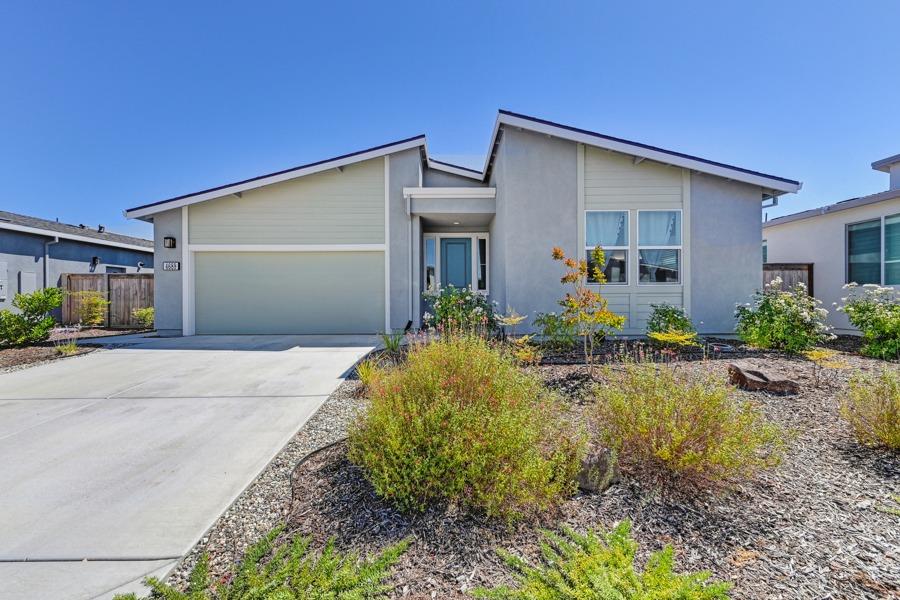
[0,334,375,599]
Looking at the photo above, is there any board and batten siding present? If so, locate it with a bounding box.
[579,145,690,333]
[187,157,385,245]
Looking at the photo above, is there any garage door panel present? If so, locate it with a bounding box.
[194,252,384,334]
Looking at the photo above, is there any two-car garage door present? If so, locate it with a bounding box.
[193,252,385,334]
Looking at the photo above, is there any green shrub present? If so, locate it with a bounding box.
[735,277,832,353]
[423,285,497,335]
[533,312,577,350]
[593,363,784,490]
[114,526,408,600]
[356,357,379,388]
[132,306,155,329]
[70,290,110,327]
[473,520,730,600]
[348,335,584,521]
[841,368,900,449]
[0,287,64,347]
[839,283,900,359]
[379,331,404,354]
[647,303,696,335]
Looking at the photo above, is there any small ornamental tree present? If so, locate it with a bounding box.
[552,246,626,375]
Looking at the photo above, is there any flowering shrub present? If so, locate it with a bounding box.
[533,311,577,350]
[348,335,584,521]
[422,285,497,335]
[473,520,730,600]
[735,277,832,353]
[646,304,698,348]
[593,363,784,491]
[841,368,900,449]
[838,283,900,359]
[552,246,626,373]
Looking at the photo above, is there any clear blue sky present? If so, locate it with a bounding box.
[2,1,898,239]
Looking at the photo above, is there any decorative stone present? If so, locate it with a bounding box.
[576,447,620,493]
[727,361,800,395]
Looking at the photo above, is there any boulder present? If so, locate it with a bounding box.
[577,447,620,493]
[727,361,799,395]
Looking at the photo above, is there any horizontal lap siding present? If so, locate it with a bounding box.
[188,158,384,245]
[583,147,685,334]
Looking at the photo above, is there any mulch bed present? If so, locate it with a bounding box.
[170,342,899,599]
[0,328,146,371]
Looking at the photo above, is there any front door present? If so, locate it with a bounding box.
[440,238,472,289]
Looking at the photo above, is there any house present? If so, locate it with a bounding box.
[764,153,900,333]
[124,110,800,337]
[0,210,153,310]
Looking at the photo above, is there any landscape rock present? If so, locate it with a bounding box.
[576,447,620,493]
[727,361,800,395]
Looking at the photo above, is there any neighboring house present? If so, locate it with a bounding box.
[764,153,900,333]
[0,210,154,311]
[125,110,800,337]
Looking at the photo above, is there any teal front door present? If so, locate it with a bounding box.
[441,238,472,289]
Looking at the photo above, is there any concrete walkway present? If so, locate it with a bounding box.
[0,335,375,599]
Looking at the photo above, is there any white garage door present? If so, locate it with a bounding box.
[194,251,384,334]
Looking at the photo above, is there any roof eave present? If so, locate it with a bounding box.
[0,221,153,252]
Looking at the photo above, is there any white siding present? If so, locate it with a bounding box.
[188,158,385,245]
[581,147,686,333]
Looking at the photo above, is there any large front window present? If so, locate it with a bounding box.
[846,215,900,285]
[638,210,681,283]
[586,210,628,283]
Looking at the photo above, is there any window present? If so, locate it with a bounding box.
[424,237,437,292]
[847,219,881,285]
[477,237,487,290]
[106,266,126,273]
[638,210,681,284]
[585,211,628,283]
[886,215,900,285]
[762,240,768,264]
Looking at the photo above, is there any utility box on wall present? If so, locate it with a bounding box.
[18,271,36,294]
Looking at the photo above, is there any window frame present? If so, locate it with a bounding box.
[636,209,683,285]
[584,209,629,285]
[844,214,900,286]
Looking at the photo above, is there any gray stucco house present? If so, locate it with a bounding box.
[125,110,800,337]
[0,210,153,310]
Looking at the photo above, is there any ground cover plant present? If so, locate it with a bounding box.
[423,285,498,335]
[0,287,64,347]
[116,526,408,600]
[735,277,832,353]
[473,520,730,600]
[593,363,784,491]
[348,334,584,521]
[839,283,900,359]
[840,367,900,449]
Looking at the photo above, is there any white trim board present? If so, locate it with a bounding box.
[403,187,496,199]
[187,244,385,252]
[0,221,153,253]
[384,155,391,332]
[126,136,426,219]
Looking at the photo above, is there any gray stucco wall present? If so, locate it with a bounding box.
[491,128,579,327]
[422,169,486,188]
[152,209,183,336]
[690,173,764,334]
[388,148,422,331]
[0,229,152,316]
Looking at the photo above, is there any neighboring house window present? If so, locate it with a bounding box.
[477,237,488,291]
[425,238,437,292]
[847,219,882,284]
[638,210,681,284]
[762,240,768,264]
[885,214,900,284]
[106,266,126,273]
[585,210,628,284]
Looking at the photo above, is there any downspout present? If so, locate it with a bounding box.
[43,236,59,288]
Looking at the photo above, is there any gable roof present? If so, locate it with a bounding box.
[125,135,427,219]
[763,188,900,229]
[0,210,153,252]
[485,110,801,194]
[125,111,801,219]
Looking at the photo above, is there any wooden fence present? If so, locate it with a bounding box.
[763,263,814,296]
[61,273,154,328]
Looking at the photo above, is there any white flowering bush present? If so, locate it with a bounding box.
[423,285,498,335]
[838,283,900,359]
[735,277,833,353]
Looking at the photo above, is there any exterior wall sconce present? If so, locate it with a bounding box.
[163,236,176,249]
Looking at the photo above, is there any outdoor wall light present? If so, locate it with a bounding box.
[163,236,176,249]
